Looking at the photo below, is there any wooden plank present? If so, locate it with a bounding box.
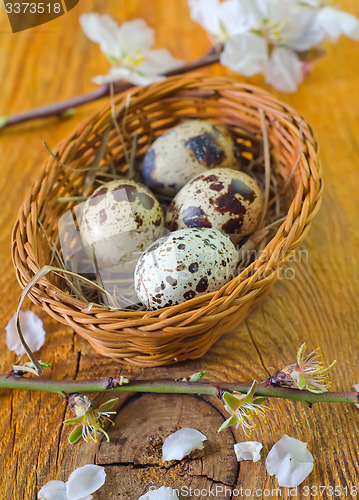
[0,0,358,499]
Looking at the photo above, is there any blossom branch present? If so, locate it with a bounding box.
[0,52,220,130]
[0,373,357,405]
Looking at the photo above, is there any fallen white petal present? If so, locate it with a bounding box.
[220,32,268,77]
[234,441,262,462]
[266,434,314,487]
[265,47,303,93]
[317,7,359,41]
[162,428,207,461]
[353,384,359,408]
[5,311,46,356]
[66,465,106,500]
[38,480,67,500]
[138,486,179,500]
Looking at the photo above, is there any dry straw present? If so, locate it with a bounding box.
[11,75,323,367]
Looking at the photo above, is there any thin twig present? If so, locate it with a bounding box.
[0,53,221,130]
[110,83,131,166]
[258,109,271,228]
[282,119,303,191]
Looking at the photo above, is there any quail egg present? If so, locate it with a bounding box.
[79,179,164,268]
[134,228,238,310]
[142,120,242,197]
[166,168,263,244]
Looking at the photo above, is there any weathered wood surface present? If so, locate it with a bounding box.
[0,1,359,499]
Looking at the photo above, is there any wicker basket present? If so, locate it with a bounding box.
[12,75,323,367]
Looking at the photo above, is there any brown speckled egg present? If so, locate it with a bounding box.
[142,120,242,197]
[80,179,164,268]
[166,168,263,244]
[134,228,238,310]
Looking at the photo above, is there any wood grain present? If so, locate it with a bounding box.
[0,1,359,499]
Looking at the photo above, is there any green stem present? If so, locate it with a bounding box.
[0,374,357,405]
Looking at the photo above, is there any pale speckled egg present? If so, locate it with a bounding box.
[79,179,164,268]
[134,228,238,310]
[166,168,263,244]
[142,120,242,197]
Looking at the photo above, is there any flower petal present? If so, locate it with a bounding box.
[68,425,84,445]
[234,441,263,462]
[220,32,268,77]
[162,428,207,461]
[266,434,314,487]
[138,486,180,499]
[38,480,67,500]
[97,398,118,413]
[265,48,303,93]
[188,0,224,40]
[114,19,155,53]
[353,384,359,409]
[5,311,46,357]
[92,67,133,85]
[286,7,326,51]
[66,465,106,500]
[80,13,122,60]
[317,7,359,41]
[139,49,183,76]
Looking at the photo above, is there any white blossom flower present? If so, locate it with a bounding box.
[189,0,359,92]
[353,384,359,409]
[270,343,336,393]
[80,14,182,86]
[266,434,314,487]
[138,486,179,500]
[220,0,323,92]
[64,393,118,444]
[5,310,46,357]
[162,428,207,461]
[38,464,106,500]
[234,441,263,462]
[218,381,267,436]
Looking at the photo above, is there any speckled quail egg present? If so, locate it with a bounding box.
[142,120,242,197]
[79,179,164,268]
[134,228,238,310]
[166,168,263,244]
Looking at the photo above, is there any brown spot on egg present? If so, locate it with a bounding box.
[185,132,226,167]
[98,209,107,225]
[231,179,256,202]
[176,263,186,271]
[189,262,199,273]
[204,174,219,182]
[209,181,224,191]
[182,206,212,228]
[166,276,177,287]
[216,189,247,216]
[222,217,244,234]
[88,187,108,206]
[183,290,196,300]
[178,244,186,250]
[196,276,209,293]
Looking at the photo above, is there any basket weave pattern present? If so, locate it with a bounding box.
[12,75,323,366]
